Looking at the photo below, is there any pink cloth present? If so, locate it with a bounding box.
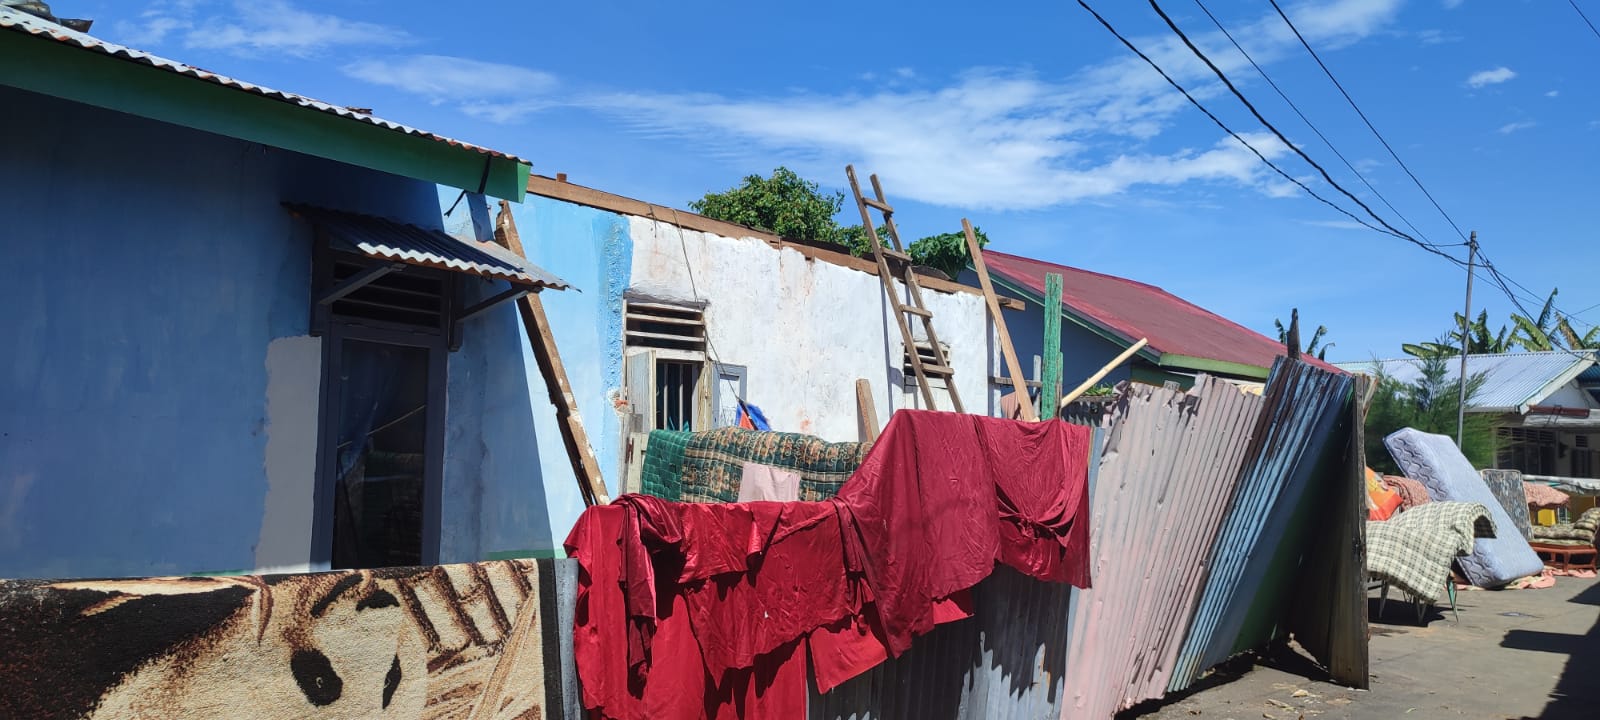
[1524,482,1570,509]
[737,463,801,502]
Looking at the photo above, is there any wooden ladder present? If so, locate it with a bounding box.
[846,165,964,413]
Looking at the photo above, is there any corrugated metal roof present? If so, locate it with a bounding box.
[287,205,568,290]
[1061,376,1265,719]
[982,250,1343,375]
[1334,351,1596,413]
[0,8,527,165]
[1170,359,1354,692]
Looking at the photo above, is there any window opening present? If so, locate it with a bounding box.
[656,360,702,431]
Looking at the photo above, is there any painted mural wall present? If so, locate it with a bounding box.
[0,558,575,719]
[0,85,554,578]
[627,215,992,440]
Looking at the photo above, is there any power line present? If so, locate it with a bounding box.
[1190,0,1438,247]
[1269,0,1473,244]
[1074,0,1465,261]
[1147,0,1463,261]
[1573,0,1600,41]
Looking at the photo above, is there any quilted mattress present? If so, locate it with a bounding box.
[1384,428,1544,587]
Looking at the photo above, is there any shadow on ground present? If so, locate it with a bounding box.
[1509,580,1600,719]
[1114,642,1332,719]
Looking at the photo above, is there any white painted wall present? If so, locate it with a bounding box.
[626,217,993,442]
[1541,382,1598,410]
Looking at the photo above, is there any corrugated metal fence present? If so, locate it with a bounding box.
[1169,359,1353,692]
[807,428,1106,720]
[1059,376,1266,719]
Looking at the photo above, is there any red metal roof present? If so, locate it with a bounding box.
[982,250,1342,375]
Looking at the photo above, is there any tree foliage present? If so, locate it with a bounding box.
[1403,287,1599,359]
[1364,355,1497,473]
[689,167,847,244]
[693,167,993,278]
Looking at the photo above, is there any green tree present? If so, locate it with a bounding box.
[689,167,845,243]
[1363,355,1496,473]
[1401,333,1459,361]
[907,226,990,279]
[1509,288,1561,351]
[1450,310,1510,354]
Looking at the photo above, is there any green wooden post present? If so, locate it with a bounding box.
[1041,273,1064,420]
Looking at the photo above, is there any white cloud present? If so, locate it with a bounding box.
[343,55,558,123]
[333,0,1403,209]
[112,1,409,57]
[1498,120,1536,134]
[1416,29,1457,45]
[1547,90,1560,98]
[1443,0,1465,8]
[1466,67,1516,88]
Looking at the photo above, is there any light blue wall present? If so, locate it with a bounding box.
[486,197,631,549]
[0,85,549,577]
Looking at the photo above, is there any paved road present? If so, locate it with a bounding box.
[1126,576,1600,720]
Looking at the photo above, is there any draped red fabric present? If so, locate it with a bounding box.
[566,411,1093,720]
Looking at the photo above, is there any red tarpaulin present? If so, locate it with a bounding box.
[565,411,1093,720]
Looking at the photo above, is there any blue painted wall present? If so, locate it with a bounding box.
[0,85,550,577]
[483,197,631,549]
[958,269,1134,395]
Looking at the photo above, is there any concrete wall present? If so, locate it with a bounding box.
[0,85,551,578]
[627,216,991,440]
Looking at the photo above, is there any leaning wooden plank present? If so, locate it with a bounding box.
[1059,338,1150,409]
[963,219,1034,421]
[856,378,880,443]
[496,200,610,506]
[1040,273,1064,420]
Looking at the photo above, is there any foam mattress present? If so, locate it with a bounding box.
[1384,428,1544,587]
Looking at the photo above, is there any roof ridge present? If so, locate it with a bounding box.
[982,249,1170,293]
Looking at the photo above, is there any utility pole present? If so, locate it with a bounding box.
[1458,231,1478,448]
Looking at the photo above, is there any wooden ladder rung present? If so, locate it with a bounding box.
[899,304,932,318]
[862,197,893,213]
[919,363,955,377]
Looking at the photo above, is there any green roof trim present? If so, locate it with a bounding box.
[1157,353,1272,380]
[987,272,1162,364]
[0,29,528,200]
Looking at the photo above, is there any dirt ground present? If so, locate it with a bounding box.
[1124,576,1600,720]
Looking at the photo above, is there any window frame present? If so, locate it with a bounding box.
[310,319,448,570]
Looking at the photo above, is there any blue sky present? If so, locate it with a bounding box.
[82,0,1600,361]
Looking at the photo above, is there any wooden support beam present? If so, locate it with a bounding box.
[964,218,1034,421]
[1059,338,1148,409]
[495,200,610,506]
[317,262,404,305]
[1040,273,1064,420]
[457,287,532,325]
[856,378,880,443]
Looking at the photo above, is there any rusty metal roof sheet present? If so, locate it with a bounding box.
[287,205,568,290]
[0,7,528,165]
[1061,376,1265,719]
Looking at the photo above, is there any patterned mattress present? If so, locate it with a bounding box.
[1384,428,1544,587]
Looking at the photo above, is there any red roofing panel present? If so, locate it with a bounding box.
[982,250,1341,374]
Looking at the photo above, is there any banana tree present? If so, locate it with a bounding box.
[1510,288,1561,351]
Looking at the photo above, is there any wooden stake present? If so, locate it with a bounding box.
[495,201,610,506]
[1059,338,1148,409]
[856,378,880,443]
[963,219,1034,421]
[1040,273,1064,420]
